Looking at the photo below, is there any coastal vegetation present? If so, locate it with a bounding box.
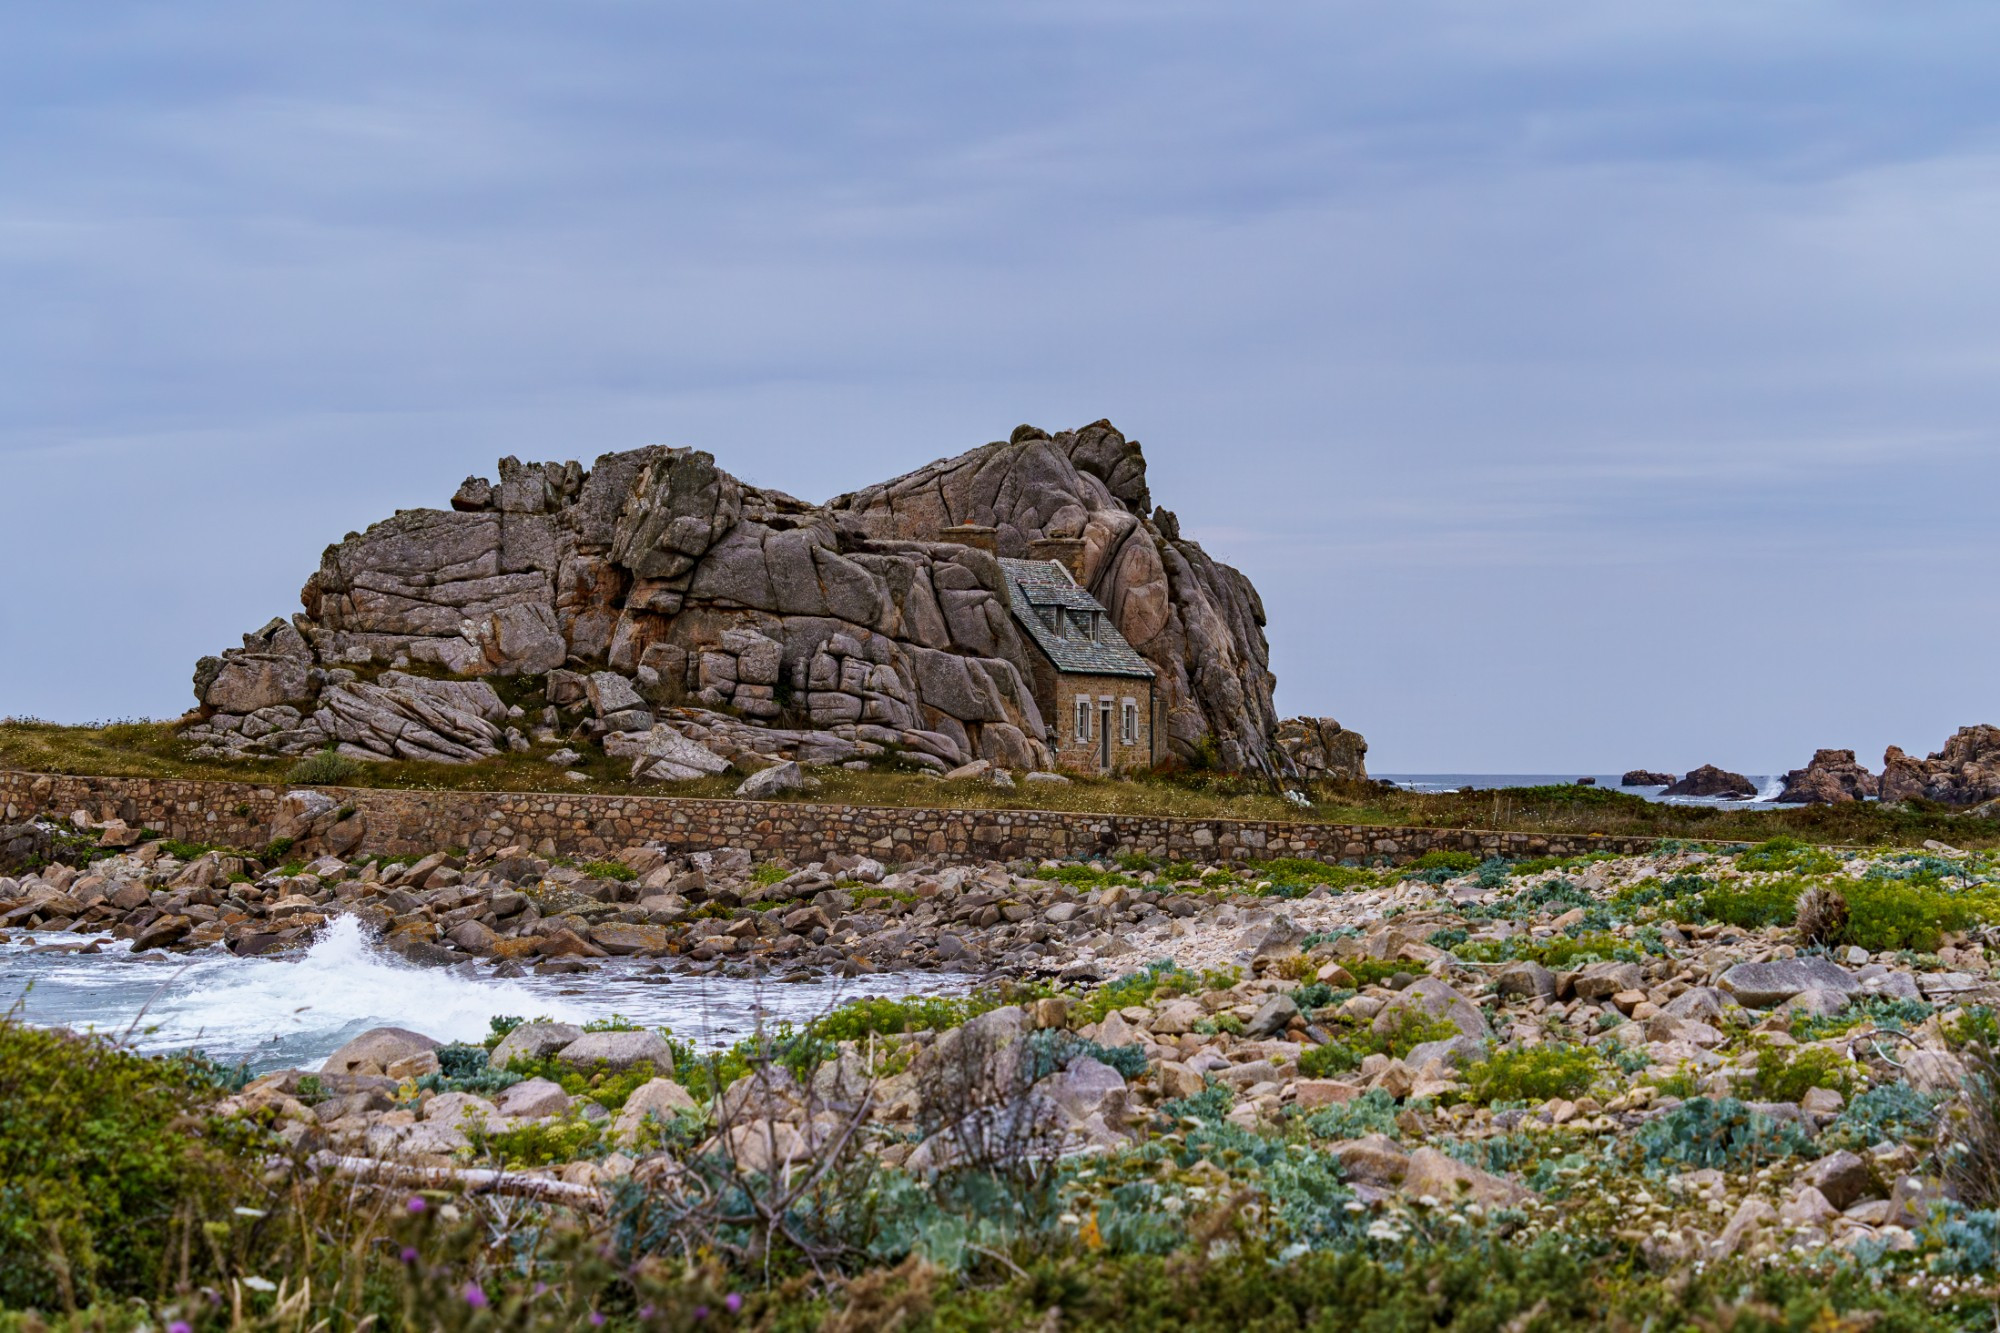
[11,828,2000,1326]
[5,717,1999,849]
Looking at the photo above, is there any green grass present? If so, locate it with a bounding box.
[8,718,2000,847]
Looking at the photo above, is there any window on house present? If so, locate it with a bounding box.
[1074,696,1091,743]
[1122,699,1138,745]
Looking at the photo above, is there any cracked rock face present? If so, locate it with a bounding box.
[1776,750,1879,805]
[827,421,1282,773]
[183,422,1319,774]
[1880,726,2000,807]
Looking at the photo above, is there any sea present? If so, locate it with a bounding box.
[2,771,1791,1073]
[0,915,970,1074]
[1374,774,1795,809]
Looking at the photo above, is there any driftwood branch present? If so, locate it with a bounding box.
[308,1152,609,1209]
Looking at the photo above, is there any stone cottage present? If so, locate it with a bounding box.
[995,546,1158,774]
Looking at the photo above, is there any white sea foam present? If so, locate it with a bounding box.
[2,915,966,1072]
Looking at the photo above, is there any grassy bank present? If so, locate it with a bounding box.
[3,718,1997,850]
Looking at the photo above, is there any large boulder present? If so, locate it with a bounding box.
[556,1030,674,1073]
[489,1021,584,1070]
[1274,717,1368,781]
[1663,765,1758,799]
[1777,749,1879,805]
[322,1027,441,1078]
[1718,957,1858,1008]
[1879,726,2000,807]
[0,823,54,876]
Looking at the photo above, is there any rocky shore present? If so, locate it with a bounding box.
[10,818,2000,1285]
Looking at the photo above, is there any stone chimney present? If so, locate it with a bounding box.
[937,523,998,555]
[1027,537,1087,583]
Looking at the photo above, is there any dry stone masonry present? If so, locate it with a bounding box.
[0,769,1657,869]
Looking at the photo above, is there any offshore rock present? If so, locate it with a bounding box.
[1663,765,1757,799]
[1879,726,2000,807]
[1777,749,1878,805]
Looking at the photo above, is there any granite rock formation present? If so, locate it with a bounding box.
[1620,770,1675,787]
[1879,726,2000,807]
[184,422,1307,776]
[1273,717,1368,782]
[1775,750,1878,806]
[1662,765,1757,799]
[825,423,1280,773]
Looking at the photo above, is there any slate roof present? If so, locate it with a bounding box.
[998,558,1157,680]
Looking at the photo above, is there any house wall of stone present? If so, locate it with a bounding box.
[1037,671,1154,774]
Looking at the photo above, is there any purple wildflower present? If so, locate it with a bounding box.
[169,1323,192,1333]
[694,1306,710,1320]
[726,1292,743,1313]
[400,1247,419,1265]
[463,1282,488,1309]
[406,1196,427,1215]
[589,1314,607,1327]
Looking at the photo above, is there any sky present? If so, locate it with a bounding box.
[3,2,1998,773]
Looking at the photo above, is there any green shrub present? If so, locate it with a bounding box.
[470,1113,603,1167]
[1633,1097,1813,1173]
[0,1022,257,1308]
[1790,994,1933,1040]
[1736,836,1840,876]
[285,747,360,785]
[1337,957,1425,988]
[1945,1006,2000,1050]
[581,858,637,882]
[1027,1030,1148,1080]
[1298,1010,1458,1077]
[1463,1045,1600,1105]
[1505,852,1622,878]
[502,1054,663,1112]
[1825,1082,1939,1152]
[1750,1044,1855,1102]
[1073,960,1236,1025]
[1695,877,1802,929]
[1157,1083,1232,1125]
[1254,858,1380,892]
[1043,862,1139,890]
[1289,982,1338,1012]
[1736,837,1841,876]
[807,991,1005,1041]
[1302,1087,1400,1139]
[1840,878,1997,952]
[1400,850,1480,884]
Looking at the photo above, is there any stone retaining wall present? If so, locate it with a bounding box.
[0,768,1675,867]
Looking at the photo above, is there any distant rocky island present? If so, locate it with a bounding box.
[1613,728,2000,811]
[177,421,1365,790]
[1777,729,2000,810]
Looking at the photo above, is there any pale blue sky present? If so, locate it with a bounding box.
[4,3,1997,772]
